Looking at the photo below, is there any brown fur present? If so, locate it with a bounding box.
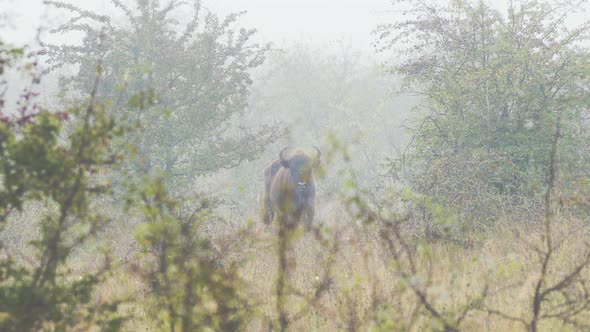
[262,148,320,229]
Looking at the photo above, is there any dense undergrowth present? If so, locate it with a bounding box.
[2,0,590,331]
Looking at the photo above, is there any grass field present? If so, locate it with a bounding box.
[90,209,590,331]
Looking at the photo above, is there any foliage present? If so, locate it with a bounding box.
[375,0,590,222]
[0,42,23,76]
[130,177,252,331]
[44,0,280,188]
[5,1,590,330]
[0,46,126,330]
[339,153,488,331]
[481,118,590,331]
[1,32,257,331]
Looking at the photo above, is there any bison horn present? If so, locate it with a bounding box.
[313,146,321,168]
[279,147,290,168]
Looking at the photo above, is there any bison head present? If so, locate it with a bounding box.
[279,146,321,192]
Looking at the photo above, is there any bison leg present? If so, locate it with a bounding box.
[263,195,274,225]
[304,206,314,231]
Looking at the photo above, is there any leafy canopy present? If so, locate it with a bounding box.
[45,0,279,187]
[376,0,590,222]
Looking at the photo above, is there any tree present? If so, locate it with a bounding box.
[0,41,125,330]
[44,0,279,188]
[131,178,252,331]
[1,33,254,330]
[375,0,590,223]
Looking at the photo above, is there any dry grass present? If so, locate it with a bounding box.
[11,205,589,331]
[227,217,590,331]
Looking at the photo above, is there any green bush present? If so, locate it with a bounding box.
[376,0,590,223]
[0,43,126,330]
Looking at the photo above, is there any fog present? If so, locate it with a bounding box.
[4,0,587,56]
[2,1,590,330]
[2,0,400,111]
[4,0,394,49]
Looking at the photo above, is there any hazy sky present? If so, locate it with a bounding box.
[2,0,587,51]
[2,0,395,50]
[210,0,394,47]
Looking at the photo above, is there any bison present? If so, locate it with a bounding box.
[263,146,321,229]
